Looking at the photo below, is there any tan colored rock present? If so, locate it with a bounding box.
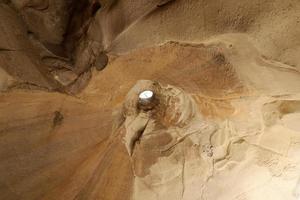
[0,67,15,91]
[51,69,78,86]
[65,70,92,94]
[94,52,108,71]
[0,1,300,200]
[0,3,59,89]
[11,0,69,45]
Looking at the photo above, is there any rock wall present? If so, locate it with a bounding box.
[0,0,300,200]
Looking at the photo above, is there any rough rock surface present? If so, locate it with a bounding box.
[0,0,300,200]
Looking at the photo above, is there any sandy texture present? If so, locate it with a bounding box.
[0,0,300,200]
[83,41,300,200]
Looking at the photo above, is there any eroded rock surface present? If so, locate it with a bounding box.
[1,0,300,200]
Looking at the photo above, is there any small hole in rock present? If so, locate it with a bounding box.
[27,30,34,35]
[53,111,64,127]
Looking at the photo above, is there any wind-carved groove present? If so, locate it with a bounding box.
[0,48,19,52]
[107,0,176,51]
[130,120,149,156]
[157,0,176,7]
[160,130,202,153]
[24,4,49,11]
[7,81,51,91]
[181,149,186,199]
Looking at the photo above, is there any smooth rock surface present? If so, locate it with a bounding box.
[0,1,300,200]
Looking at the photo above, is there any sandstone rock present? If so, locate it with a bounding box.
[0,3,59,89]
[65,70,92,94]
[94,52,108,71]
[0,1,300,200]
[52,69,78,86]
[11,0,70,45]
[0,67,15,91]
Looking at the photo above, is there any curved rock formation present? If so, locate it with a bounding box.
[0,0,300,200]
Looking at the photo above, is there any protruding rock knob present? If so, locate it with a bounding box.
[138,90,156,111]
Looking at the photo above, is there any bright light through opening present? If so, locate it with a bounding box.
[139,90,153,100]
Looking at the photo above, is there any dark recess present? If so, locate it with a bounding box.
[91,2,101,16]
[53,111,64,127]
